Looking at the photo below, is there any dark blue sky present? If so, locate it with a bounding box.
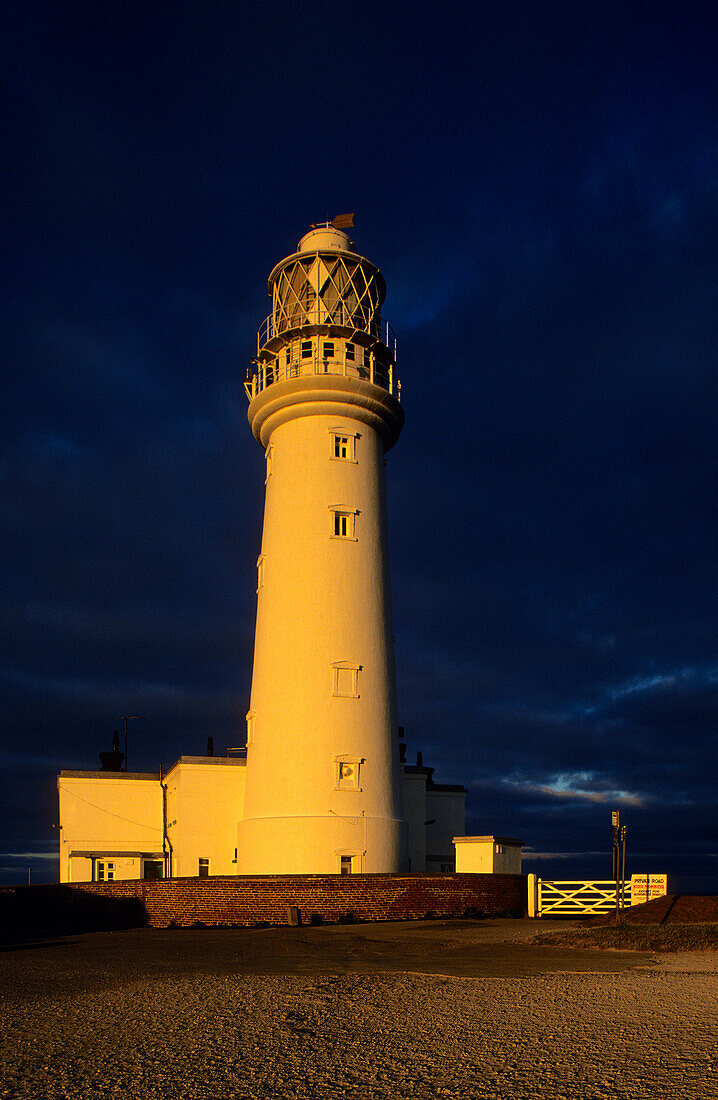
[3,1,718,888]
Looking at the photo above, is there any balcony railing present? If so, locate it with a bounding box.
[245,352,401,402]
[256,312,397,362]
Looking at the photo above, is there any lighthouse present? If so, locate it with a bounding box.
[236,219,408,874]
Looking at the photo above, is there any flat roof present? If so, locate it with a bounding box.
[69,850,164,859]
[59,755,246,783]
[58,771,159,780]
[453,835,523,846]
[170,755,246,766]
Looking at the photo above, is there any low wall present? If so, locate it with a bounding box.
[1,873,526,932]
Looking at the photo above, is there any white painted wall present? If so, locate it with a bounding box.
[57,772,163,883]
[238,400,407,874]
[454,836,523,874]
[164,757,245,877]
[426,789,466,871]
[403,772,428,872]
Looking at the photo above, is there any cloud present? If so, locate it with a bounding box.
[1,852,60,862]
[499,772,645,807]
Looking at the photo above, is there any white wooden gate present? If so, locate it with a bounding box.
[528,874,667,918]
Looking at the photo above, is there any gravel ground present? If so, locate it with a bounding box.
[2,924,717,1099]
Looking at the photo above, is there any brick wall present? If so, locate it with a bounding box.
[1,874,526,933]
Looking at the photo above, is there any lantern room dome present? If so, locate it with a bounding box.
[297,225,352,253]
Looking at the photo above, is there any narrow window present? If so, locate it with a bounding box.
[256,555,265,591]
[301,340,312,359]
[285,345,291,365]
[246,711,255,746]
[330,430,358,462]
[334,512,349,538]
[265,443,274,480]
[340,855,353,875]
[345,342,355,361]
[323,341,334,359]
[331,509,356,539]
[198,858,210,878]
[334,435,349,459]
[332,663,361,698]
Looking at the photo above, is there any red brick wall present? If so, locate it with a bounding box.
[73,873,526,927]
[1,871,525,932]
[1,874,526,932]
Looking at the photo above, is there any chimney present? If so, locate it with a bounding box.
[99,731,125,772]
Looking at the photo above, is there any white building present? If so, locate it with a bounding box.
[57,740,465,882]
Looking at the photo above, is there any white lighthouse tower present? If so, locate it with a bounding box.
[236,219,408,874]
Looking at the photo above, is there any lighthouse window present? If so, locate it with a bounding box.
[198,858,210,878]
[256,555,265,591]
[323,341,335,360]
[265,444,274,480]
[332,510,355,539]
[301,340,312,359]
[332,663,361,698]
[340,855,353,874]
[330,429,359,462]
[285,345,291,365]
[334,436,349,459]
[345,342,355,362]
[335,757,362,790]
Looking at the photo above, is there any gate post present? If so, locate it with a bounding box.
[527,873,538,918]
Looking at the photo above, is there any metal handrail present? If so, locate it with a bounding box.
[244,352,399,402]
[256,313,397,360]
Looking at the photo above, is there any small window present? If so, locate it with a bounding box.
[330,430,358,462]
[340,855,353,875]
[334,435,349,459]
[335,757,362,790]
[301,340,312,359]
[265,443,274,480]
[345,342,355,362]
[257,555,265,591]
[246,711,255,746]
[331,509,356,539]
[97,860,114,882]
[198,858,210,878]
[332,663,361,698]
[323,341,334,359]
[285,345,291,365]
[334,512,351,538]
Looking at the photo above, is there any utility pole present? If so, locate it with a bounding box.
[612,810,621,922]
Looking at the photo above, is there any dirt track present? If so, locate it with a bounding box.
[2,920,717,1098]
